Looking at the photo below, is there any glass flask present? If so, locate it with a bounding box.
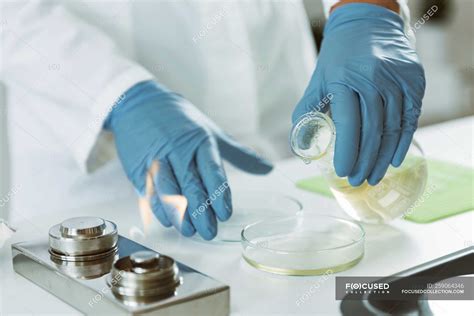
[290,112,428,224]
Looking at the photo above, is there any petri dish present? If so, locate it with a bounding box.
[215,190,303,242]
[241,213,365,276]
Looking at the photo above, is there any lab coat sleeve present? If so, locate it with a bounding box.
[321,0,415,45]
[1,0,154,173]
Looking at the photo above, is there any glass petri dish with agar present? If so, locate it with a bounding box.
[241,213,365,276]
[215,190,303,242]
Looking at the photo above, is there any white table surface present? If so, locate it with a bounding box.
[1,116,473,315]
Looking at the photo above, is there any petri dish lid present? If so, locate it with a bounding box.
[212,190,303,242]
[241,212,365,276]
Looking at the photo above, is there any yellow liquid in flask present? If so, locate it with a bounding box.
[327,156,428,224]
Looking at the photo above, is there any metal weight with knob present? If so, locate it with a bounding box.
[130,251,162,274]
[47,216,118,279]
[49,216,118,258]
[59,217,107,238]
[109,250,181,304]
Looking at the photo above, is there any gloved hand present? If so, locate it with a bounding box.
[292,3,425,186]
[105,81,273,240]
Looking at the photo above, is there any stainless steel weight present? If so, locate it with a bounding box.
[109,251,181,304]
[13,216,229,315]
[49,216,118,257]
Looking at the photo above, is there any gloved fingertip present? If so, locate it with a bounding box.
[151,196,172,227]
[333,147,357,178]
[217,204,232,222]
[334,162,352,178]
[180,220,196,237]
[391,158,403,168]
[348,175,365,187]
[218,135,274,175]
[254,159,273,174]
[199,224,217,241]
[391,133,413,168]
[242,157,273,175]
[368,162,391,186]
[158,218,173,228]
[367,175,382,186]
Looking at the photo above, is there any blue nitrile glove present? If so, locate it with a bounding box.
[105,81,273,240]
[292,4,425,186]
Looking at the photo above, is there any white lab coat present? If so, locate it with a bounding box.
[0,0,411,224]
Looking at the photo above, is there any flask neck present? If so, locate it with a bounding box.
[290,112,336,169]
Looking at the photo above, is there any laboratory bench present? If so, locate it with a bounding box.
[0,116,472,315]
